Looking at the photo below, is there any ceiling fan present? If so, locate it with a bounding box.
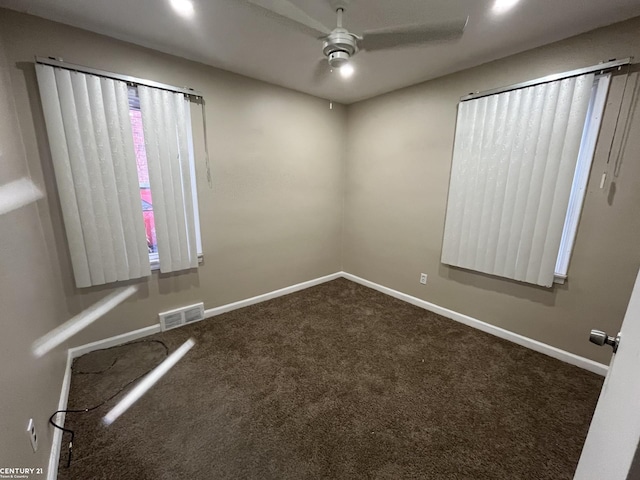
[246,0,469,78]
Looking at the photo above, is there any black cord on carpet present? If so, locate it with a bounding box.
[49,339,169,468]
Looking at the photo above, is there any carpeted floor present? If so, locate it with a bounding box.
[57,278,603,479]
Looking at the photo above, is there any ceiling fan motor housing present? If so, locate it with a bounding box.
[323,28,358,68]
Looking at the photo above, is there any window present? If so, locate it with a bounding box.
[441,71,610,287]
[35,62,204,287]
[554,74,611,283]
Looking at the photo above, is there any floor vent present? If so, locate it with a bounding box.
[159,303,205,331]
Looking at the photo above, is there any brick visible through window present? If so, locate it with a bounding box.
[128,87,157,255]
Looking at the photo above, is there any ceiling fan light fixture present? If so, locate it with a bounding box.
[492,0,520,14]
[328,51,351,68]
[340,63,354,79]
[169,0,195,18]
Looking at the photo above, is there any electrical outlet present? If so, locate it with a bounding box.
[420,273,428,285]
[26,418,38,453]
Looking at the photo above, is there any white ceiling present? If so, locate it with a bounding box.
[2,0,640,103]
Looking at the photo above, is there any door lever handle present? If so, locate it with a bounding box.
[589,330,620,353]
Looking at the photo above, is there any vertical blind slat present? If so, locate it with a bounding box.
[84,74,118,283]
[109,79,151,279]
[138,87,171,272]
[158,89,182,269]
[458,98,487,267]
[475,94,505,271]
[493,87,533,277]
[94,77,128,281]
[175,95,199,269]
[514,81,560,281]
[503,85,545,280]
[163,91,188,269]
[468,96,497,270]
[483,90,520,273]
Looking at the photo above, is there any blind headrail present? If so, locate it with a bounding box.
[35,56,203,98]
[460,57,632,102]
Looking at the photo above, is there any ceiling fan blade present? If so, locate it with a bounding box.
[361,16,469,51]
[247,0,332,37]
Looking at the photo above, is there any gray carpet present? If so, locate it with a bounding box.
[57,278,602,479]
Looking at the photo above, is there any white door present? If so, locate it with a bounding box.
[574,267,640,480]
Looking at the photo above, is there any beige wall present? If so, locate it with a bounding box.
[3,20,640,475]
[1,6,639,473]
[344,16,640,364]
[0,35,68,473]
[0,10,347,347]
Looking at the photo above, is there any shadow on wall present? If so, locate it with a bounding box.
[438,263,560,307]
[158,268,201,295]
[17,61,81,312]
[607,68,640,206]
[16,61,201,316]
[628,439,640,480]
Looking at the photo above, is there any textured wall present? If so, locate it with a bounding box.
[0,35,67,474]
[0,9,347,347]
[344,16,640,364]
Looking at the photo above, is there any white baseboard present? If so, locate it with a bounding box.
[341,272,609,377]
[203,272,342,319]
[68,324,162,359]
[47,350,73,480]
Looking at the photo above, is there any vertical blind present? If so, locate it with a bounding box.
[138,86,199,273]
[441,73,595,287]
[36,64,151,288]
